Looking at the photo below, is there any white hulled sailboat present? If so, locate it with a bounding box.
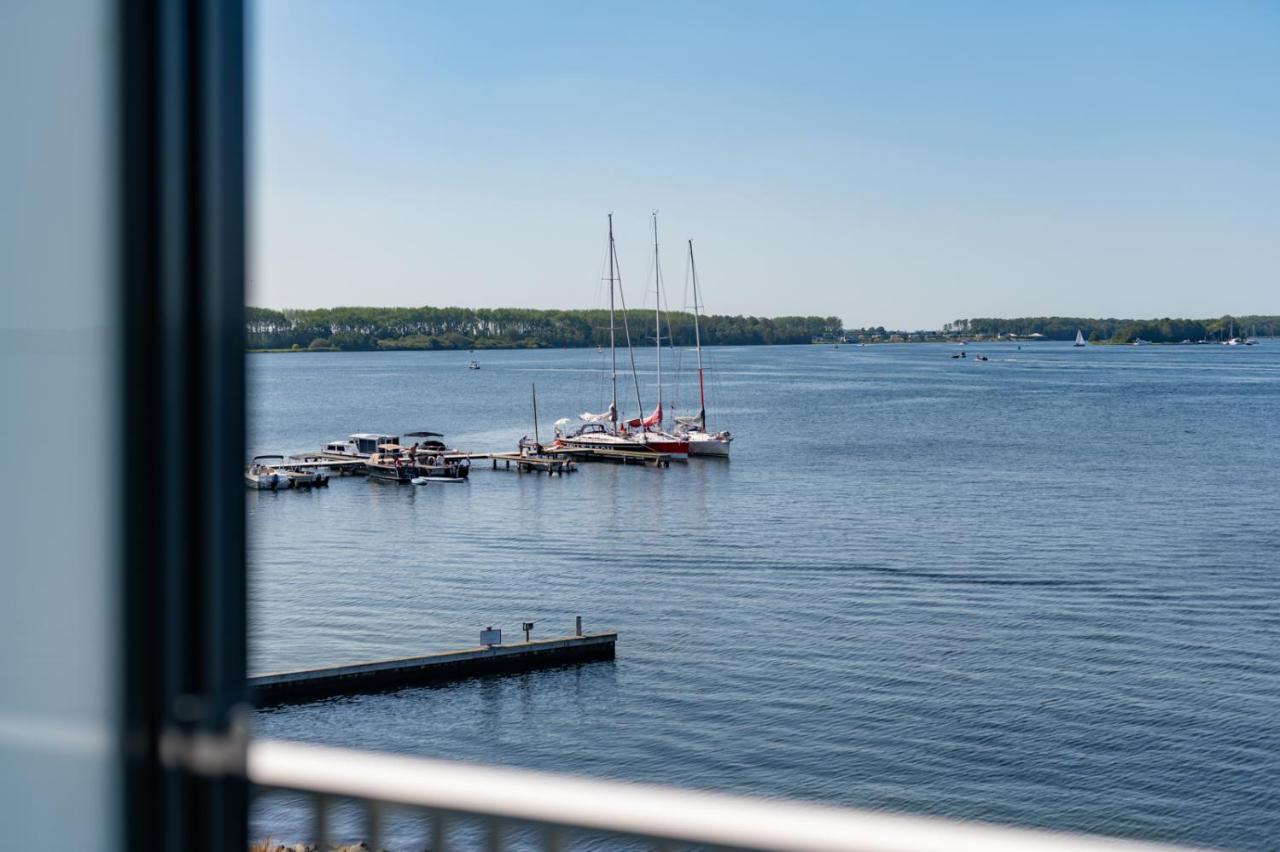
[555,214,647,453]
[673,239,732,458]
[627,213,689,460]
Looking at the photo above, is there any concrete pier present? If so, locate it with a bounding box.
[251,632,617,706]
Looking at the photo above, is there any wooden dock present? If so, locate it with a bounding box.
[250,632,617,706]
[488,452,578,475]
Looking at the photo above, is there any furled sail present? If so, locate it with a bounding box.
[628,404,663,429]
[580,402,617,425]
[674,410,705,430]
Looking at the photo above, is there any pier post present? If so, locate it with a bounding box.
[576,616,582,637]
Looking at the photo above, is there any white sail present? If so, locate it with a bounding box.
[1074,330,1085,346]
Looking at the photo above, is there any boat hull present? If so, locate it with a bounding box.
[558,435,647,453]
[366,464,417,483]
[631,433,689,460]
[413,462,470,481]
[244,472,281,490]
[687,436,731,458]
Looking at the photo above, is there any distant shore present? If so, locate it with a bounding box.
[246,309,1277,351]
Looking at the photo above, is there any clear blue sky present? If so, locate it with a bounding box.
[252,1,1279,328]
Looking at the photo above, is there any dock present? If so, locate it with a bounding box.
[250,632,617,706]
[487,452,578,475]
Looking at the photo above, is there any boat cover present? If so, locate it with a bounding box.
[628,404,662,429]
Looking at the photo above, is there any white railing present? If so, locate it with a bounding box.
[247,739,1195,852]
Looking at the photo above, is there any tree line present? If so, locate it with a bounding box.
[945,315,1279,344]
[247,306,845,351]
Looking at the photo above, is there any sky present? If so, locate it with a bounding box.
[252,1,1280,329]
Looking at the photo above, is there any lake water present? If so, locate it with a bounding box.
[248,342,1280,850]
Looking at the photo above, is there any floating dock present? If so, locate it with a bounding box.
[250,632,617,706]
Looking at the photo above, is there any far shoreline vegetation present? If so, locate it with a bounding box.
[247,307,844,351]
[246,307,1278,352]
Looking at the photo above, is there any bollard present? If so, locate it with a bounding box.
[575,615,582,637]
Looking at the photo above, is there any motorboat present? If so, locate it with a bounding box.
[412,451,471,481]
[321,433,398,459]
[278,466,329,488]
[402,431,470,478]
[468,360,480,370]
[366,444,418,483]
[244,456,283,490]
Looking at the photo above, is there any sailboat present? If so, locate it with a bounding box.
[1073,329,1086,347]
[555,214,647,453]
[673,239,732,458]
[626,213,689,460]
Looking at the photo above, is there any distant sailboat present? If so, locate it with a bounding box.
[1073,330,1086,347]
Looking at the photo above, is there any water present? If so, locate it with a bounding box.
[248,342,1280,850]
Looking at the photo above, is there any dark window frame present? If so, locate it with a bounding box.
[120,2,247,848]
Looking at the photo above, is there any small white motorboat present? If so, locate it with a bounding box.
[245,456,282,490]
[279,466,329,488]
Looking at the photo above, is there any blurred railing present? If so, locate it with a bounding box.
[246,738,1190,852]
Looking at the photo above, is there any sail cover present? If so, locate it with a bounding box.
[628,404,663,429]
[674,410,705,429]
[579,402,617,424]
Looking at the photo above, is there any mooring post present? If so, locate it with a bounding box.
[575,615,582,637]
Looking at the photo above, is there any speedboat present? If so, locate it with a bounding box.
[468,360,480,370]
[411,453,471,481]
[366,444,417,483]
[402,431,470,479]
[244,456,282,490]
[279,466,329,488]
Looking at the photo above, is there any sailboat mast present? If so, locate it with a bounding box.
[689,239,706,422]
[532,383,540,446]
[608,219,645,425]
[653,212,662,429]
[608,214,618,426]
